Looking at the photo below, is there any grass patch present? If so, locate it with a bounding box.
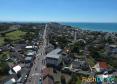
[0,51,10,60]
[0,37,4,46]
[87,56,95,67]
[115,77,117,82]
[0,30,26,46]
[5,30,26,41]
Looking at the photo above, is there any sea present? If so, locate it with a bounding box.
[61,22,117,32]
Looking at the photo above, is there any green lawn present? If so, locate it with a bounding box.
[0,37,4,46]
[5,30,26,41]
[0,30,26,46]
[0,51,10,59]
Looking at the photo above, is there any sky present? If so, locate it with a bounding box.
[0,0,117,22]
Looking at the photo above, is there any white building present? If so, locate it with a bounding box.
[9,65,21,74]
[45,48,62,66]
[25,46,33,49]
[25,45,38,50]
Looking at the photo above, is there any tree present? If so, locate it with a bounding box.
[68,74,77,84]
[23,32,35,42]
[4,38,13,44]
[61,75,66,84]
[106,36,114,44]
[0,62,9,75]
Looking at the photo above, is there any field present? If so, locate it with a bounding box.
[0,37,4,46]
[0,30,26,46]
[5,30,26,41]
[87,56,95,67]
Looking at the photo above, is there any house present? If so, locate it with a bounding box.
[25,57,32,63]
[105,44,117,57]
[11,52,24,62]
[45,48,62,67]
[9,65,21,74]
[70,59,87,71]
[26,50,36,57]
[25,45,38,51]
[94,62,108,72]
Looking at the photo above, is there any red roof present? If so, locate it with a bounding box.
[98,62,108,69]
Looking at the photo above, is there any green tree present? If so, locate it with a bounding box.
[61,75,66,84]
[0,62,9,75]
[4,38,13,44]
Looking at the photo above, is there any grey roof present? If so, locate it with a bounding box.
[46,48,62,59]
[26,50,35,56]
[25,57,32,61]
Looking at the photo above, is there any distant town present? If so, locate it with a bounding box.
[0,22,117,84]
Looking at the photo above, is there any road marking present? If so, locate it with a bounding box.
[31,73,40,76]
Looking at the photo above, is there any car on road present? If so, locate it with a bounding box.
[61,67,72,75]
[24,75,28,80]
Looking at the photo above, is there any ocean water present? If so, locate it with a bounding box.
[62,22,117,32]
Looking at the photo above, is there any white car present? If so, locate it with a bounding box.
[62,67,70,70]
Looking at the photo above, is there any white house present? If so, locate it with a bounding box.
[9,65,21,74]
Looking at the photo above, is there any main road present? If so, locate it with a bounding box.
[25,24,48,84]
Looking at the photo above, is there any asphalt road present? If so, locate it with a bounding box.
[25,49,45,84]
[25,24,47,84]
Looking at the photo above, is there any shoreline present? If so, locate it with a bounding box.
[62,22,117,33]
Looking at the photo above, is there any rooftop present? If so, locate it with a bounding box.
[26,50,35,56]
[25,57,32,61]
[25,46,33,49]
[13,65,21,73]
[109,45,117,48]
[98,62,108,69]
[46,48,62,59]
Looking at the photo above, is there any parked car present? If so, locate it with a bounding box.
[61,67,72,74]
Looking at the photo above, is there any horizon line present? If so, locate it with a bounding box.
[0,20,117,23]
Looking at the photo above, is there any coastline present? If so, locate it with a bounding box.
[61,22,117,33]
